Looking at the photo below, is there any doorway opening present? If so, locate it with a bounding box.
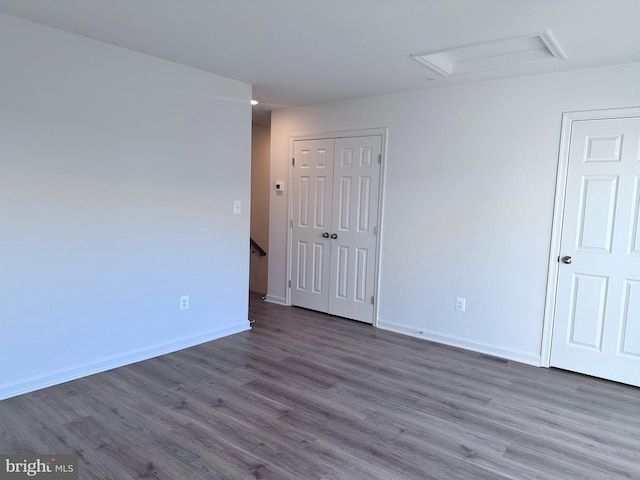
[249,116,271,297]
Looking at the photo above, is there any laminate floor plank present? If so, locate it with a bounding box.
[1,293,639,479]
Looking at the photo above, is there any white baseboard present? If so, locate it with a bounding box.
[264,294,288,306]
[0,321,250,401]
[377,319,540,366]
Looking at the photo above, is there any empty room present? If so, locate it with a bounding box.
[1,1,639,479]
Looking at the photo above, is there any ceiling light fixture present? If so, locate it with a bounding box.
[251,99,259,105]
[411,30,566,78]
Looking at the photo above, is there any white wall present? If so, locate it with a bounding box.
[0,14,252,400]
[268,63,640,365]
[249,124,270,294]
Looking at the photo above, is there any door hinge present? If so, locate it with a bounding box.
[292,157,295,166]
[371,296,375,305]
[378,154,381,164]
[290,219,293,228]
[289,280,292,288]
[373,226,378,236]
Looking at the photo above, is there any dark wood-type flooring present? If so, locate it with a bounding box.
[1,293,639,479]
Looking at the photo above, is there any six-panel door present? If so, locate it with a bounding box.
[327,137,381,322]
[291,139,335,313]
[551,117,640,386]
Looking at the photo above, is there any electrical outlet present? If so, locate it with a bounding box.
[455,297,466,312]
[180,295,190,311]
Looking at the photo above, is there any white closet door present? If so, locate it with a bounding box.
[291,139,335,313]
[290,135,382,324]
[327,136,382,323]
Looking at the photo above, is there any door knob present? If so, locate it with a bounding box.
[322,232,329,238]
[561,256,572,264]
[330,233,338,239]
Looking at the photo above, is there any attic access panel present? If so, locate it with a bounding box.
[411,30,566,77]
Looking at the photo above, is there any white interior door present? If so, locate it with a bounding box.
[290,135,382,324]
[328,136,381,322]
[551,115,640,386]
[291,139,334,313]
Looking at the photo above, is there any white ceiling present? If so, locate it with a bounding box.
[1,0,639,116]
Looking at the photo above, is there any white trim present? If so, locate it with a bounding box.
[286,128,388,327]
[378,319,540,366]
[290,127,388,142]
[264,294,288,306]
[373,129,389,327]
[540,29,568,61]
[540,106,640,367]
[0,322,250,401]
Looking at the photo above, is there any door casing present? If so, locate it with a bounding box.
[285,128,388,326]
[541,107,640,367]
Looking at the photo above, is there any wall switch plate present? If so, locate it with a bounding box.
[180,295,190,311]
[455,297,466,312]
[233,200,241,214]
